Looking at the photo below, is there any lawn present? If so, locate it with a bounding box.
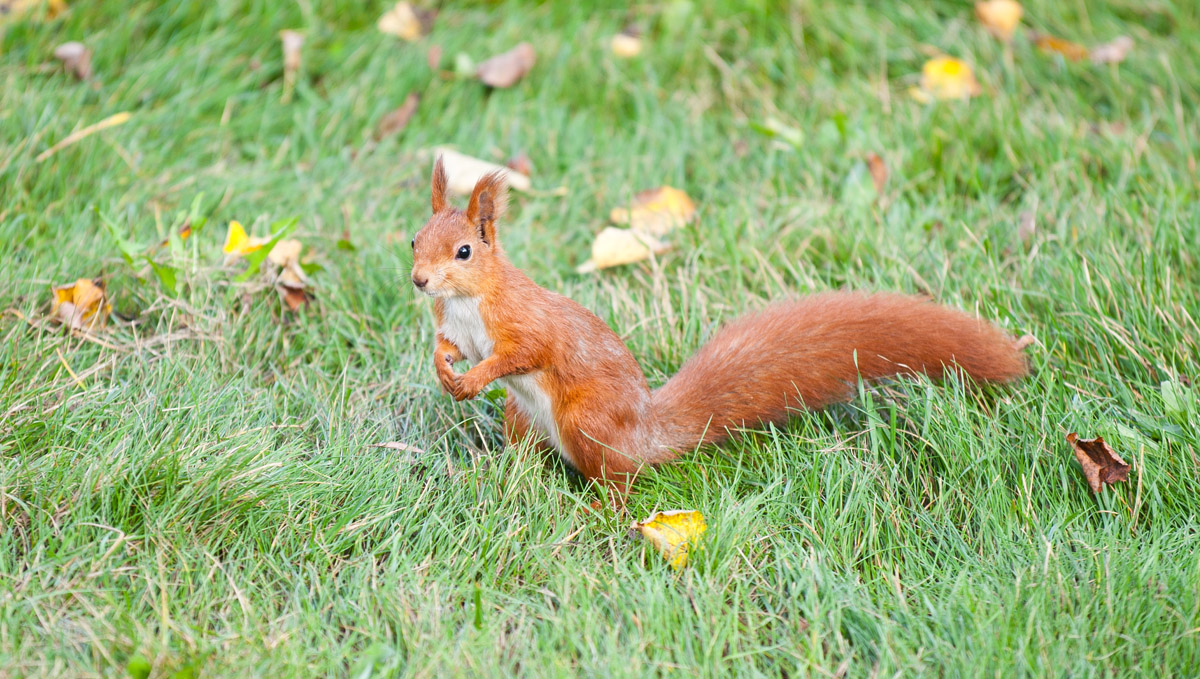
[2,1,1199,677]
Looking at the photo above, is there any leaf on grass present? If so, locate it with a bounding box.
[975,0,1023,42]
[1090,36,1133,65]
[279,29,303,103]
[377,2,433,42]
[433,148,532,194]
[1032,34,1088,61]
[0,0,66,23]
[49,277,111,332]
[631,509,706,569]
[609,186,697,236]
[910,56,982,102]
[53,41,92,80]
[506,153,532,177]
[1066,432,1130,493]
[373,441,426,453]
[276,262,313,312]
[576,227,669,274]
[374,93,420,141]
[223,220,267,257]
[866,153,888,195]
[266,239,302,268]
[476,42,535,88]
[611,27,643,58]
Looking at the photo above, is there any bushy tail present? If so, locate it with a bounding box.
[649,292,1027,456]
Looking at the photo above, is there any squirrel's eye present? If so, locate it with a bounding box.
[456,245,471,260]
[410,238,415,249]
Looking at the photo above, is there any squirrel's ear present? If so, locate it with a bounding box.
[431,156,449,214]
[465,170,508,246]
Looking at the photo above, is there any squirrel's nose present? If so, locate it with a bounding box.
[412,275,428,289]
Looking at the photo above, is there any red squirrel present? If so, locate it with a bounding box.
[411,158,1028,496]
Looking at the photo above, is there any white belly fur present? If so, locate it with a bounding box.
[439,297,563,452]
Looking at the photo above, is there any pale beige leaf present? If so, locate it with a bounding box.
[476,43,535,88]
[609,186,697,236]
[377,2,422,42]
[576,227,669,273]
[1090,36,1133,65]
[433,147,532,194]
[975,0,1023,42]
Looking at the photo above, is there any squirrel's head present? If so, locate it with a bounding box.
[410,155,508,298]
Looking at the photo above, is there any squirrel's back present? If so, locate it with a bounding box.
[650,292,1027,455]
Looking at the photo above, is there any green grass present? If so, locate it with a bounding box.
[2,1,1199,676]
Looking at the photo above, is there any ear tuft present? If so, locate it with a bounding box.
[466,171,509,245]
[431,156,449,214]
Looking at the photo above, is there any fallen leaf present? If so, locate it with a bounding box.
[910,56,982,102]
[223,221,267,257]
[476,42,535,88]
[374,93,420,141]
[1090,36,1133,65]
[276,262,313,312]
[1017,210,1036,243]
[611,28,642,58]
[609,187,697,236]
[866,153,888,195]
[1033,33,1088,61]
[377,2,432,42]
[267,239,302,267]
[576,227,669,273]
[631,509,707,569]
[0,0,65,23]
[506,153,532,177]
[53,41,91,80]
[373,441,426,453]
[1066,432,1130,493]
[433,148,532,194]
[279,29,304,103]
[427,44,443,70]
[49,277,111,332]
[975,0,1023,42]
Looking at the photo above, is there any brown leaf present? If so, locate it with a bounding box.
[374,93,420,141]
[1090,36,1133,65]
[49,277,111,332]
[866,153,888,194]
[427,44,443,71]
[1066,432,1130,493]
[53,41,92,80]
[506,153,532,177]
[476,42,535,89]
[1033,33,1089,61]
[276,262,313,312]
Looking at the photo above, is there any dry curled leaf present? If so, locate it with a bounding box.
[276,261,313,312]
[476,42,535,88]
[433,148,532,194]
[910,56,982,102]
[611,27,642,58]
[1066,432,1130,493]
[374,93,420,141]
[631,509,707,569]
[975,0,1023,42]
[609,186,697,236]
[1033,33,1089,61]
[50,278,111,332]
[577,227,669,274]
[53,41,92,80]
[1090,36,1133,65]
[377,2,433,42]
[866,153,888,195]
[266,239,302,268]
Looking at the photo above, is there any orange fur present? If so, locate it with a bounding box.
[412,159,1029,494]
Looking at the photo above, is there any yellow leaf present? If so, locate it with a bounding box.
[611,32,642,58]
[1033,34,1089,61]
[910,56,982,103]
[632,509,707,569]
[222,220,266,257]
[49,277,111,332]
[609,186,697,236]
[975,0,1023,42]
[378,2,423,42]
[576,227,669,273]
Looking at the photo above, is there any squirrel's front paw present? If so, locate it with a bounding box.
[453,371,489,401]
[435,353,463,397]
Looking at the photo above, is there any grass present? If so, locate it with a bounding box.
[2,0,1199,676]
